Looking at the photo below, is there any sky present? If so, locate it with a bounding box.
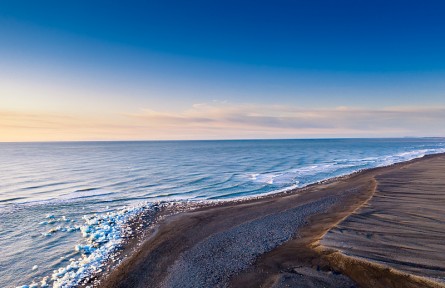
[1,0,445,141]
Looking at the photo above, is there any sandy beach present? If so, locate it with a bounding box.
[99,153,445,288]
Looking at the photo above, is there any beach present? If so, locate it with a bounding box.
[4,140,445,288]
[98,153,445,288]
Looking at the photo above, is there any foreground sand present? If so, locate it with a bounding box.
[99,153,445,288]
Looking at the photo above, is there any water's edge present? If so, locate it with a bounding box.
[13,150,445,288]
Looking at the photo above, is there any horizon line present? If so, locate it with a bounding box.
[1,136,443,144]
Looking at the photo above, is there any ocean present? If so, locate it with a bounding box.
[1,138,445,288]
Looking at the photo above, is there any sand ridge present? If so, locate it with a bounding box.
[319,154,445,288]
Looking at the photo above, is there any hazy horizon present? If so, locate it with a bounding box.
[2,136,445,144]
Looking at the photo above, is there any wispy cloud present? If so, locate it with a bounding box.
[1,103,445,141]
[126,103,445,137]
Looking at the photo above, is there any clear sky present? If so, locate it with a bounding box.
[1,0,445,141]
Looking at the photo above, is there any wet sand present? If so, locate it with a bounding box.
[99,153,445,288]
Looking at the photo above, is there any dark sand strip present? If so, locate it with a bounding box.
[100,154,445,288]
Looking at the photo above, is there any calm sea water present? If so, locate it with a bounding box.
[1,138,445,287]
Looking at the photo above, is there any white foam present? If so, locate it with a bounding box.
[378,148,445,166]
[19,202,155,288]
[249,163,355,186]
[248,148,445,187]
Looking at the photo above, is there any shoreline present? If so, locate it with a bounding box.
[97,152,445,288]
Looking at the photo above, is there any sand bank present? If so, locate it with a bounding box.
[319,153,445,287]
[99,153,445,288]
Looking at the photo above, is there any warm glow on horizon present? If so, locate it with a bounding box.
[2,103,445,142]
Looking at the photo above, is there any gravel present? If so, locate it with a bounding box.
[162,196,337,288]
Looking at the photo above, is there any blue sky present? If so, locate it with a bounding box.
[1,0,445,140]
